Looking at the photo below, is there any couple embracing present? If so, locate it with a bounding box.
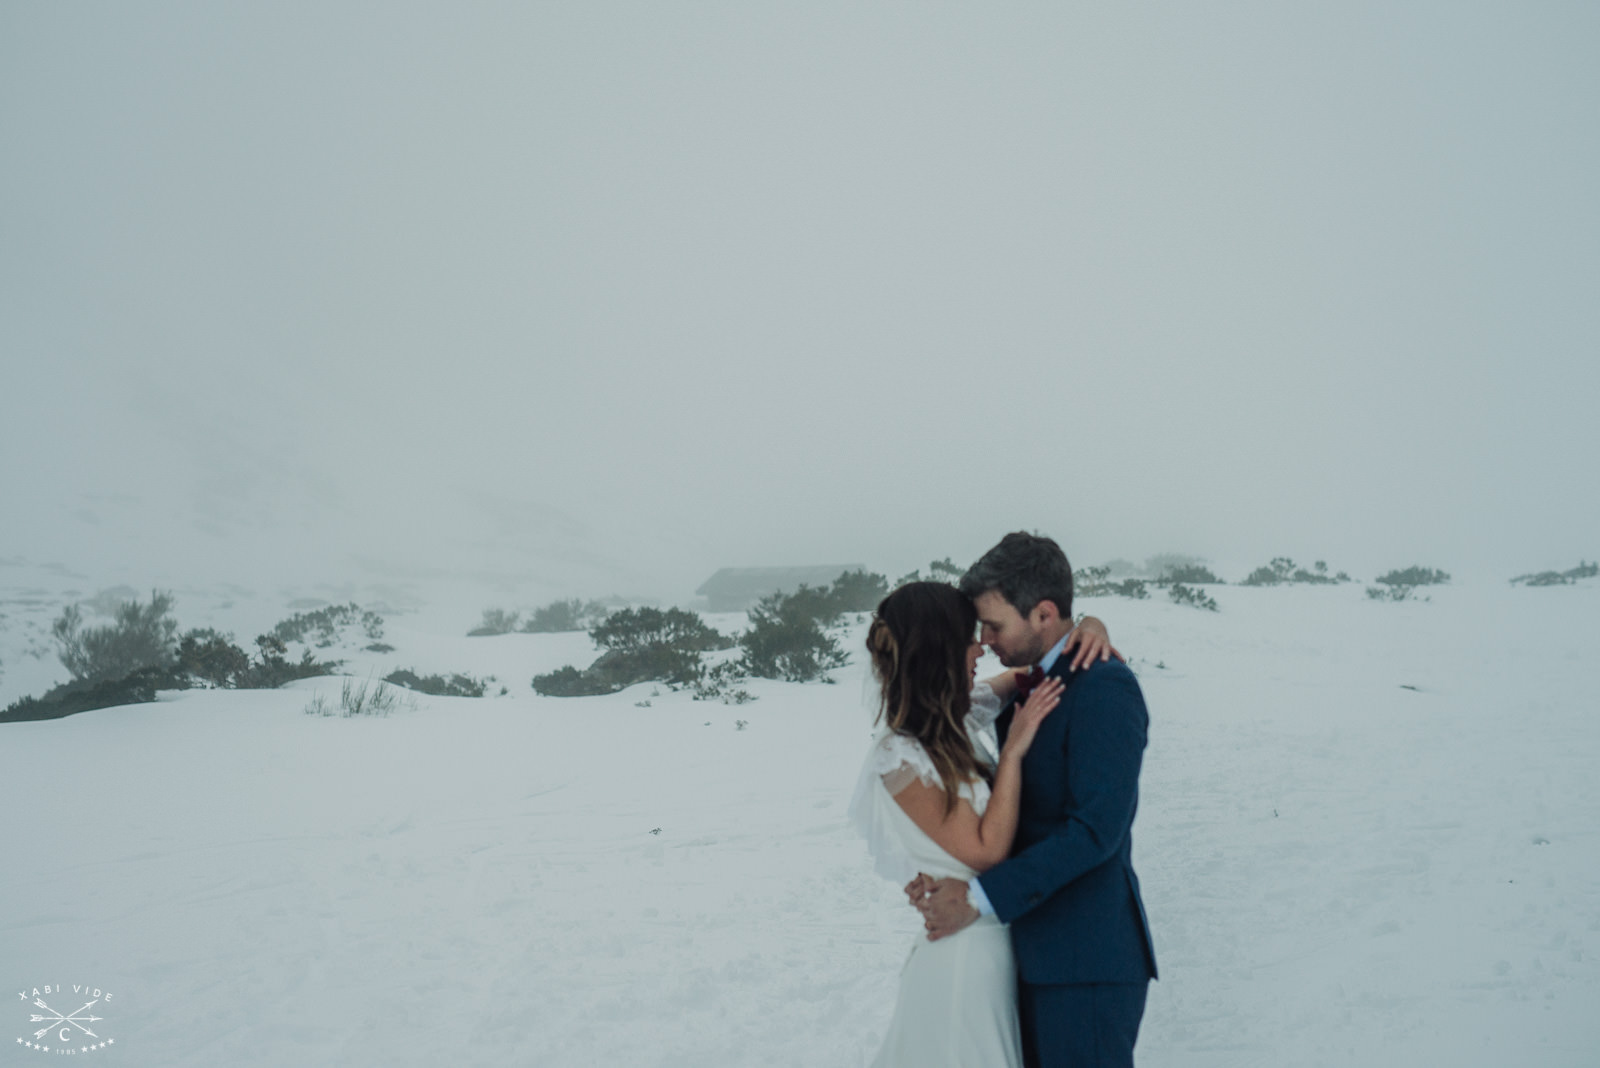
[848,532,1158,1067]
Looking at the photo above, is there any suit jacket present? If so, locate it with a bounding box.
[976,655,1158,985]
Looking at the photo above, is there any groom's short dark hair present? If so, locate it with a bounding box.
[959,532,1074,621]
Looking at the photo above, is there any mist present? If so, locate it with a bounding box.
[5,2,1597,601]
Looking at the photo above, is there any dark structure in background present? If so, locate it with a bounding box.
[696,566,865,613]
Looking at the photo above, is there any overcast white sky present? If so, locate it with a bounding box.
[3,3,1597,599]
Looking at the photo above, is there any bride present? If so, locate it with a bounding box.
[848,581,1113,1067]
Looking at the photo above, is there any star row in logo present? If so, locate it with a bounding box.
[15,1036,115,1053]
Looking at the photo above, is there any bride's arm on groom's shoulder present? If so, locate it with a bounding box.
[980,669,1023,704]
[890,678,1064,872]
[1064,615,1123,672]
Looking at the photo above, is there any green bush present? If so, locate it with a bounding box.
[176,628,252,687]
[1240,558,1352,587]
[520,599,609,633]
[1,665,184,723]
[305,678,407,717]
[1078,567,1149,599]
[51,590,179,683]
[1509,561,1596,587]
[1374,566,1450,588]
[384,669,487,698]
[739,585,848,683]
[468,608,521,636]
[1155,564,1223,585]
[6,611,339,723]
[827,569,890,612]
[533,606,731,697]
[1168,583,1219,611]
[271,603,384,647]
[893,559,961,588]
[532,665,615,697]
[692,660,755,704]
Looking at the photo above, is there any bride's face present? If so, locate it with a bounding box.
[966,638,982,683]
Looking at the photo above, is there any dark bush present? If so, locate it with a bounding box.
[1078,567,1149,599]
[893,559,961,589]
[384,669,486,698]
[532,665,612,697]
[1,665,186,723]
[592,606,730,655]
[177,628,253,687]
[272,603,384,647]
[468,608,521,636]
[240,635,339,688]
[1168,583,1219,611]
[6,610,338,723]
[1510,561,1598,587]
[533,606,730,696]
[51,590,179,683]
[739,585,848,683]
[827,569,890,612]
[1241,558,1352,586]
[1155,564,1223,585]
[1375,566,1450,588]
[521,599,609,633]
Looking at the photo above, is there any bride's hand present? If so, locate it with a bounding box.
[1064,615,1124,671]
[999,677,1063,762]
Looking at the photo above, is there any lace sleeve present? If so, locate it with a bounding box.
[968,679,1004,728]
[867,732,942,794]
[848,731,942,885]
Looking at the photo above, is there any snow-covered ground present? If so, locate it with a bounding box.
[3,573,1597,1066]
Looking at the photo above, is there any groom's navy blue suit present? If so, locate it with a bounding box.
[977,654,1157,1068]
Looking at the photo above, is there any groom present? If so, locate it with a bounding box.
[914,531,1157,1068]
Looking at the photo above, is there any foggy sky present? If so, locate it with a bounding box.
[4,3,1598,600]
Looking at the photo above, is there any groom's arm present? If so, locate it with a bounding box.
[975,667,1147,924]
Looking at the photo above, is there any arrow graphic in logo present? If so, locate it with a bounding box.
[29,997,102,1041]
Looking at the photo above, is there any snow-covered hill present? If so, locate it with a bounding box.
[3,576,1597,1066]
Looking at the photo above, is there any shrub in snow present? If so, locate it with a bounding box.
[827,569,891,611]
[336,678,405,717]
[51,590,179,683]
[893,559,961,588]
[1365,565,1449,603]
[271,603,384,647]
[468,608,521,636]
[176,628,253,687]
[1169,583,1219,611]
[1153,563,1223,585]
[1077,566,1150,600]
[692,660,755,704]
[1240,558,1352,587]
[520,599,610,633]
[384,669,487,697]
[172,630,335,690]
[738,585,849,683]
[1509,561,1596,587]
[1,666,178,723]
[530,665,604,697]
[533,607,731,697]
[1373,566,1450,588]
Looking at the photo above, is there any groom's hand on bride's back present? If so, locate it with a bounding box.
[904,873,933,906]
[916,878,979,941]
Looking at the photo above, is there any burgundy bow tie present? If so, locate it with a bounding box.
[1015,666,1046,702]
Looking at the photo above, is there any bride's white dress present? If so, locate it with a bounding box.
[847,681,1023,1068]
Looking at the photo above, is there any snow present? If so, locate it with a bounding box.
[3,577,1597,1065]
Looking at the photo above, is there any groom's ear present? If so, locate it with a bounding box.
[1031,599,1062,627]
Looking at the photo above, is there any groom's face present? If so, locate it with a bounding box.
[973,590,1050,668]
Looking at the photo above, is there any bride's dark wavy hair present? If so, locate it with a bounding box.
[866,582,986,816]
